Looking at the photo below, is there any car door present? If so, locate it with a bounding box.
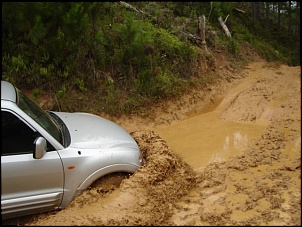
[1,110,64,219]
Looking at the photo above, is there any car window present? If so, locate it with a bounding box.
[1,111,55,155]
[17,89,63,144]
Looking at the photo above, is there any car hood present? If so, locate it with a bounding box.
[52,112,138,150]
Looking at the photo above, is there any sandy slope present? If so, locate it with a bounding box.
[3,60,300,226]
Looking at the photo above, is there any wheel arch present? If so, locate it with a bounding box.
[76,164,139,192]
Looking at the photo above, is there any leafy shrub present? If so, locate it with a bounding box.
[227,38,240,56]
[253,39,285,62]
[232,25,254,43]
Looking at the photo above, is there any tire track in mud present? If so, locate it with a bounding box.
[169,125,299,226]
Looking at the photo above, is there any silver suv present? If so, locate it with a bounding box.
[1,80,144,219]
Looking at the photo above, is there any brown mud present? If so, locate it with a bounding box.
[3,60,301,226]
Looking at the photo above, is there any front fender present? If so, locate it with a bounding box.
[58,147,142,208]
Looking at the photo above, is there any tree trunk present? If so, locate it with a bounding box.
[252,2,260,21]
[288,1,292,34]
[265,2,269,27]
[218,16,231,38]
[297,2,300,37]
[198,15,209,53]
[278,2,281,33]
[255,2,260,21]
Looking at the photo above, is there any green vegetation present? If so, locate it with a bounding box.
[2,2,300,116]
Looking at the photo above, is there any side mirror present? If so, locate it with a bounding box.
[34,137,47,159]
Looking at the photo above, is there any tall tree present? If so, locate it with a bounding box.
[251,2,260,21]
[297,2,300,37]
[265,2,270,27]
[272,2,276,19]
[277,2,281,33]
[288,1,292,33]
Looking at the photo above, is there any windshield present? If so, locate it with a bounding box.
[16,88,63,144]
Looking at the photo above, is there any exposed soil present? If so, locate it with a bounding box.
[3,57,301,226]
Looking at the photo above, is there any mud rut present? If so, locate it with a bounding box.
[3,61,301,226]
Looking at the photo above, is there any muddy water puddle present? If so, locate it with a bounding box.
[154,111,269,171]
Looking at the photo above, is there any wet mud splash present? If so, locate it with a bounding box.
[20,131,198,226]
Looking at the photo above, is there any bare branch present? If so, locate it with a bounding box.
[218,16,232,38]
[224,15,229,23]
[118,1,143,14]
[234,7,246,14]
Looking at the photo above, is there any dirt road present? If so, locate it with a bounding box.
[4,60,301,226]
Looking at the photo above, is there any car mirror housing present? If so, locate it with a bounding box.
[34,137,47,159]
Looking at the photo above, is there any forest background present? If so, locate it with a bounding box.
[2,2,300,116]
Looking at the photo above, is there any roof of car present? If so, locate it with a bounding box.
[1,81,17,103]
